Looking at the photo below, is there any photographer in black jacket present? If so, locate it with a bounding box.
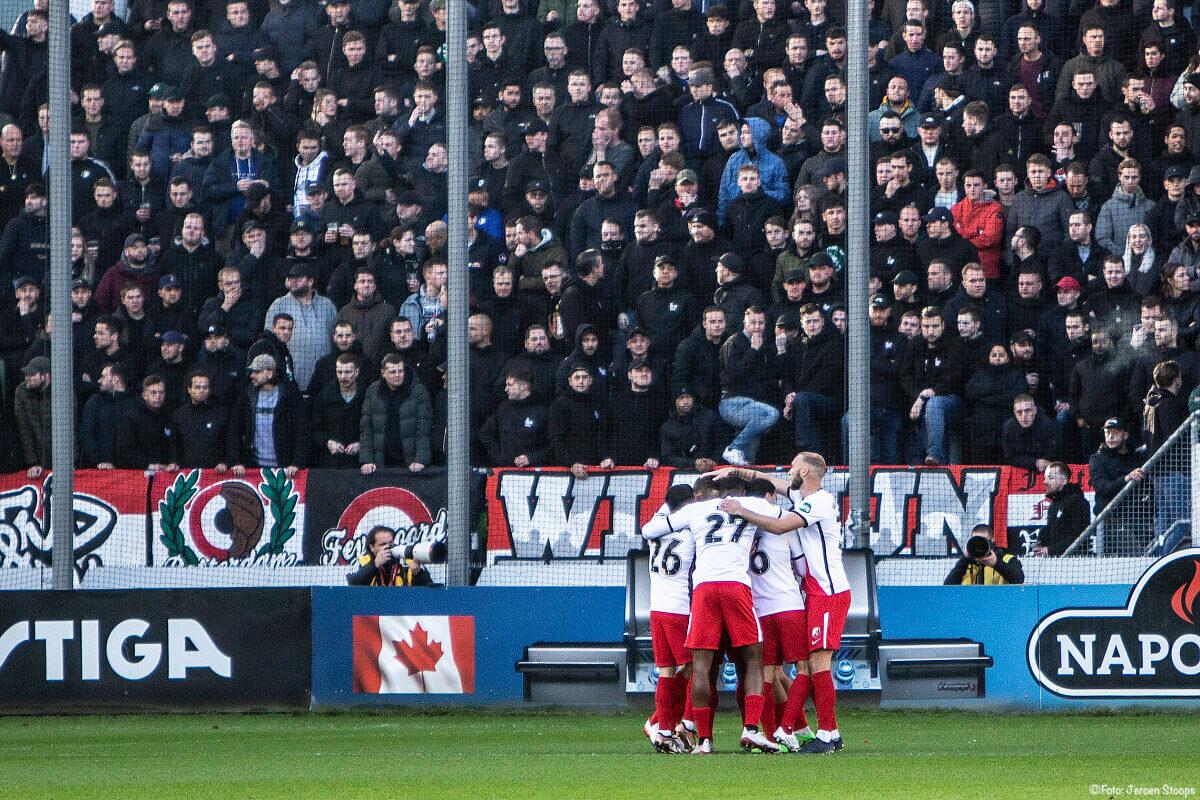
[944,524,1025,585]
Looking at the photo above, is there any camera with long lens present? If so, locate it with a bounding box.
[966,535,991,560]
[390,540,448,564]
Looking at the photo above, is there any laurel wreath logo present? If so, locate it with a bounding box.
[159,469,200,565]
[257,468,297,557]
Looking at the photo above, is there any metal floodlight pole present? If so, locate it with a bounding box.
[444,0,470,586]
[845,0,871,549]
[49,0,75,589]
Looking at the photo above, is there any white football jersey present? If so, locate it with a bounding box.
[640,501,695,615]
[750,528,806,616]
[787,487,850,597]
[660,496,784,587]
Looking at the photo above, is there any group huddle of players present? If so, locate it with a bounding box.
[640,452,851,755]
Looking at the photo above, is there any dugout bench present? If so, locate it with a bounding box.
[515,547,990,705]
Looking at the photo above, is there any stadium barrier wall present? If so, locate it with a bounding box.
[881,550,1200,709]
[310,587,625,707]
[0,588,312,712]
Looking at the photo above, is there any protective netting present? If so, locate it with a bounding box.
[1051,413,1197,582]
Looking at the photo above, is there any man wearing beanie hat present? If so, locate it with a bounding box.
[714,252,765,334]
[14,357,52,478]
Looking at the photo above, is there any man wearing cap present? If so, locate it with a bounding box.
[891,270,922,318]
[196,321,242,405]
[869,210,917,285]
[224,351,307,476]
[767,268,807,327]
[1145,160,1187,252]
[93,233,158,315]
[0,275,43,376]
[502,117,570,218]
[143,329,190,410]
[916,206,980,275]
[1167,207,1200,284]
[0,183,48,303]
[264,262,337,392]
[1088,416,1146,522]
[636,254,699,362]
[14,356,51,478]
[801,252,845,316]
[680,207,729,302]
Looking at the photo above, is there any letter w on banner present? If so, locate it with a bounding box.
[352,616,475,693]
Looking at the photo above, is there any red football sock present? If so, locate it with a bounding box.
[694,706,714,739]
[653,675,674,732]
[811,669,837,733]
[760,682,777,734]
[743,692,764,729]
[782,673,811,732]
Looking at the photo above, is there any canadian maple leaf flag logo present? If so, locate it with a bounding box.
[353,616,475,693]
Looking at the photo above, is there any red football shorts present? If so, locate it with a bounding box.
[686,581,761,650]
[759,609,809,665]
[806,590,851,651]
[650,611,692,667]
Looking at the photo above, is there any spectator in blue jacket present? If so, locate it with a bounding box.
[717,117,788,222]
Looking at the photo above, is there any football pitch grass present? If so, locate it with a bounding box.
[1,708,1196,800]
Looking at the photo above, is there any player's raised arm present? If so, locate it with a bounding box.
[709,466,791,495]
[719,497,805,535]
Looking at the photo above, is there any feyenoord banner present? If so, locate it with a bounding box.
[352,615,475,694]
[303,468,448,567]
[483,465,1094,577]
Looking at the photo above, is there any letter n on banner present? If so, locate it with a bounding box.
[352,615,475,693]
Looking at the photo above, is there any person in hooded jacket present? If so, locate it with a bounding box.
[964,343,1029,464]
[558,249,613,353]
[548,365,607,477]
[555,323,612,396]
[717,117,789,222]
[659,386,719,471]
[635,254,699,365]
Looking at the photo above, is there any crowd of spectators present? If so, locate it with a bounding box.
[1,0,1199,520]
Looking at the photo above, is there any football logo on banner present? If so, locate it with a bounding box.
[352,615,475,694]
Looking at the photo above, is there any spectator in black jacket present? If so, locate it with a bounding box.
[718,306,779,466]
[478,368,551,467]
[903,306,969,465]
[548,365,606,477]
[170,370,228,468]
[659,387,719,472]
[602,357,669,467]
[558,249,611,353]
[1034,461,1091,556]
[1001,393,1060,473]
[781,303,845,463]
[1088,416,1147,554]
[635,254,699,366]
[114,374,176,470]
[223,353,308,475]
[198,266,262,351]
[672,307,726,409]
[79,363,136,469]
[309,353,365,468]
[1068,326,1132,457]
